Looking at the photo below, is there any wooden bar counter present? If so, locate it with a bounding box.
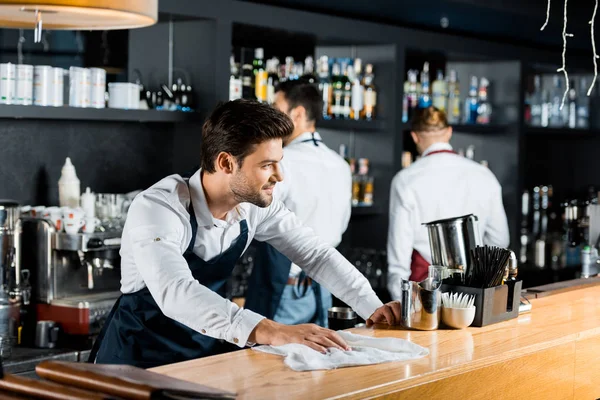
[152,280,600,399]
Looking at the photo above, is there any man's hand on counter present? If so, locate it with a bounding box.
[366,301,402,326]
[248,319,351,354]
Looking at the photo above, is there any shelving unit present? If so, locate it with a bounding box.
[525,127,600,137]
[0,105,203,123]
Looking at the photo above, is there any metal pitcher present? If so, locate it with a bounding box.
[423,214,482,273]
[400,277,442,331]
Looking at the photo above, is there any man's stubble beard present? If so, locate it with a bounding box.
[230,170,273,208]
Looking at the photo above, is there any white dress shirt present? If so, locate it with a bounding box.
[119,169,382,349]
[387,142,510,300]
[275,132,352,276]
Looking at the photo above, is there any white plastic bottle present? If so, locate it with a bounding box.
[80,187,95,218]
[58,157,80,208]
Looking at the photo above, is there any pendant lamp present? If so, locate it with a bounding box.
[0,0,158,41]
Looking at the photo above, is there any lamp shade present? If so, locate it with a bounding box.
[0,0,157,30]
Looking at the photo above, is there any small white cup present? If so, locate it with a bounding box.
[42,206,63,231]
[62,207,85,234]
[83,217,101,233]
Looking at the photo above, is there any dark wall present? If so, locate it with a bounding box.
[0,120,176,205]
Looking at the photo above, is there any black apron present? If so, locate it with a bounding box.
[89,199,249,369]
[245,132,328,327]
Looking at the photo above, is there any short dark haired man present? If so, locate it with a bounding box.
[245,80,352,328]
[91,100,399,368]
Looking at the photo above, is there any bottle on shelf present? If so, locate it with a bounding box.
[241,63,254,100]
[350,63,364,121]
[549,75,563,127]
[266,58,280,105]
[402,70,419,123]
[318,55,332,119]
[229,55,242,101]
[331,62,344,119]
[342,62,352,119]
[463,76,478,124]
[302,56,316,83]
[567,81,577,129]
[476,77,491,125]
[418,62,432,108]
[431,69,447,112]
[529,75,542,127]
[254,50,268,103]
[541,84,551,127]
[352,158,374,207]
[577,76,590,129]
[361,63,377,121]
[283,56,295,81]
[447,70,461,124]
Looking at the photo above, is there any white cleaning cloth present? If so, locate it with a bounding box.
[252,331,429,371]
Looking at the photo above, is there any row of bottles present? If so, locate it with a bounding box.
[339,145,374,207]
[402,62,492,125]
[525,75,592,129]
[520,184,600,270]
[230,49,378,121]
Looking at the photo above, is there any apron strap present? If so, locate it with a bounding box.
[87,295,123,363]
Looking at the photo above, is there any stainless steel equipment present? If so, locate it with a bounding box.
[423,214,482,273]
[19,217,121,336]
[580,204,600,278]
[400,277,442,331]
[0,200,20,290]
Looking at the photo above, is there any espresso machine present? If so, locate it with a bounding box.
[19,217,122,338]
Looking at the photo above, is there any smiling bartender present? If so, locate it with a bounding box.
[387,106,509,300]
[91,100,399,368]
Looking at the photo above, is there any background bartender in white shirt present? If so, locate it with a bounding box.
[245,80,352,327]
[91,100,400,368]
[387,106,510,300]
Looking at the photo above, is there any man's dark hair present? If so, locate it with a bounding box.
[201,99,294,173]
[274,79,322,123]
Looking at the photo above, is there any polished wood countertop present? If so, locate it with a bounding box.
[152,280,600,399]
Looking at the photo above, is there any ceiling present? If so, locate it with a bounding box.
[243,0,596,54]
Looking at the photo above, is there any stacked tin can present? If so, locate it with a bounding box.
[1,62,66,107]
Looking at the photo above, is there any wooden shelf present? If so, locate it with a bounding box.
[351,205,383,217]
[318,118,386,132]
[526,126,600,137]
[0,104,204,123]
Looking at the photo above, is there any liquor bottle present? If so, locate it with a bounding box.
[353,58,363,83]
[342,62,352,119]
[252,48,264,98]
[418,62,432,108]
[283,56,294,81]
[567,81,577,129]
[476,77,491,124]
[447,70,461,124]
[350,64,364,120]
[331,63,344,119]
[520,189,530,264]
[318,56,332,119]
[255,59,268,103]
[549,75,563,127]
[229,55,242,101]
[541,86,551,127]
[529,75,543,127]
[577,77,590,128]
[241,63,254,100]
[266,58,280,105]
[361,63,377,120]
[402,70,419,123]
[301,56,316,83]
[463,76,478,124]
[432,69,447,112]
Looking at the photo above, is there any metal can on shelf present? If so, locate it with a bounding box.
[15,64,33,105]
[51,67,64,107]
[89,67,106,109]
[69,67,90,108]
[0,63,16,105]
[33,65,53,106]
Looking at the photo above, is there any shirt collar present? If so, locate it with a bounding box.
[287,131,322,146]
[188,169,244,228]
[422,142,453,157]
